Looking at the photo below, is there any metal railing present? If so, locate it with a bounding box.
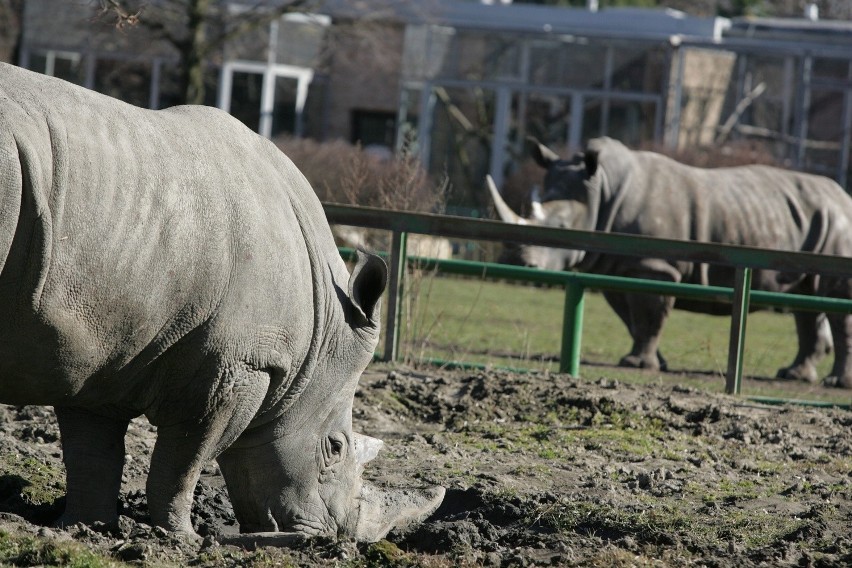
[324,203,852,402]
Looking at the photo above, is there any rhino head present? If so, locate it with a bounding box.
[217,252,444,542]
[487,138,604,271]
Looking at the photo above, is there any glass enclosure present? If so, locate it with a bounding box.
[402,25,669,211]
[676,48,852,189]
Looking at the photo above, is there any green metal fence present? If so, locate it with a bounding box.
[325,203,852,405]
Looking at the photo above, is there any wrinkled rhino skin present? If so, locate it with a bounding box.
[0,63,443,541]
[488,136,852,388]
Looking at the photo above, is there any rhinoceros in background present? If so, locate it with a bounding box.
[487,136,852,388]
[0,63,443,540]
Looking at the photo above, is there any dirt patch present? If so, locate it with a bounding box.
[0,364,850,566]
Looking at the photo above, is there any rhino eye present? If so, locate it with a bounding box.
[322,435,346,468]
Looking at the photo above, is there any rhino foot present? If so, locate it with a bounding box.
[776,365,819,384]
[618,354,661,371]
[355,483,445,543]
[822,375,852,389]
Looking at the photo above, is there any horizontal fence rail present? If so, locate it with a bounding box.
[324,203,852,277]
[325,203,852,406]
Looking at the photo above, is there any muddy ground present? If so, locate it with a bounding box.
[0,363,849,567]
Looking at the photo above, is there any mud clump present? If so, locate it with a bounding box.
[0,364,850,566]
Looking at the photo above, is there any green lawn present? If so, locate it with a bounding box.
[386,273,852,406]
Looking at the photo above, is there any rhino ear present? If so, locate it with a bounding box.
[355,482,445,543]
[528,137,559,169]
[584,147,600,177]
[349,250,388,325]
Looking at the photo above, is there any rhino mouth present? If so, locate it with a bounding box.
[269,499,348,539]
[285,517,336,537]
[235,508,341,539]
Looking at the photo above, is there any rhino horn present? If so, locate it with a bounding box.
[355,482,445,543]
[530,185,546,222]
[353,432,383,474]
[486,175,527,225]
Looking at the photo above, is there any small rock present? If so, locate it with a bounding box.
[620,535,637,550]
[637,472,653,490]
[116,543,149,562]
[37,527,56,539]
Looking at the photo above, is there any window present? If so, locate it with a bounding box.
[351,110,397,148]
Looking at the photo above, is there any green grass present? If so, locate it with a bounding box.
[532,496,808,551]
[0,530,126,568]
[0,456,65,507]
[390,274,852,406]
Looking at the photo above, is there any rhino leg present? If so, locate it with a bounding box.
[776,312,832,383]
[146,423,213,533]
[146,366,270,533]
[54,407,130,527]
[604,291,671,371]
[824,312,852,388]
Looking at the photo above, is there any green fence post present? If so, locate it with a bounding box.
[561,280,585,376]
[382,230,407,362]
[725,267,753,395]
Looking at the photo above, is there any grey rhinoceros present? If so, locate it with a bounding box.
[487,136,852,388]
[0,63,444,540]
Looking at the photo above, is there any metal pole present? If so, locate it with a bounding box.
[837,60,852,189]
[568,91,584,152]
[489,86,512,190]
[725,267,752,395]
[149,58,162,110]
[664,42,684,150]
[795,54,813,170]
[382,231,408,362]
[601,46,613,135]
[561,280,585,376]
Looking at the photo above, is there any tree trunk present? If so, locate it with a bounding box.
[182,0,209,105]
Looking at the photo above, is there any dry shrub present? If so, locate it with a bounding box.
[274,136,444,214]
[274,136,451,364]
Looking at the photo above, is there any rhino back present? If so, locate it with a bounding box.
[0,64,337,407]
[605,149,852,253]
[580,141,852,291]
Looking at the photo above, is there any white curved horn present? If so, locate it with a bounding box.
[530,185,546,222]
[486,175,526,225]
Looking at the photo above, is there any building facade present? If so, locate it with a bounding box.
[14,0,852,212]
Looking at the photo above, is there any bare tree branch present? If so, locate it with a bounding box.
[715,81,766,145]
[203,0,319,60]
[97,0,142,28]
